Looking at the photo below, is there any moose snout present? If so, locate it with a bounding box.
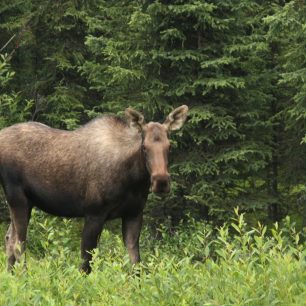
[151,173,170,194]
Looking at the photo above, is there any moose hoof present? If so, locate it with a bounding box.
[80,263,91,275]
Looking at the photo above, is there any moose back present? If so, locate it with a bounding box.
[0,106,188,273]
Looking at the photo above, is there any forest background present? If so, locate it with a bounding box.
[0,1,305,304]
[0,0,305,228]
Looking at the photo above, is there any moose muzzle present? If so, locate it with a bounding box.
[151,173,170,194]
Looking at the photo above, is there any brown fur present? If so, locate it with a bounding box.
[0,106,188,273]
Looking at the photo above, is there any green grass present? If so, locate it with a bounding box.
[0,210,305,305]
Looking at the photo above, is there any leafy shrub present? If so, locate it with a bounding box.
[0,210,305,305]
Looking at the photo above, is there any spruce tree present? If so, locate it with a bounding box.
[82,0,282,221]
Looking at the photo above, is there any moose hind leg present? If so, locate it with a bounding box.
[80,215,105,274]
[6,188,32,270]
[5,222,17,271]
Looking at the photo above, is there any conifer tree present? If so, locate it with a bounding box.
[83,0,287,221]
[0,0,98,128]
[0,0,304,224]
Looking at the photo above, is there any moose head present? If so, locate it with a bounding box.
[125,105,188,194]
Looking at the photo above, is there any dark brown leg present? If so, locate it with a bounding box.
[10,205,31,263]
[122,213,143,265]
[5,188,31,272]
[80,215,105,274]
[5,222,16,270]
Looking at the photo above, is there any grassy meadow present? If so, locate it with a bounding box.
[0,209,305,305]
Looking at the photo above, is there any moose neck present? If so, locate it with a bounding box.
[79,116,150,185]
[132,138,150,183]
[116,131,149,187]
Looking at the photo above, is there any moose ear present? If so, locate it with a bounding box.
[163,105,189,131]
[125,108,146,131]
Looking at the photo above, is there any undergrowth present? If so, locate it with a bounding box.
[0,209,305,305]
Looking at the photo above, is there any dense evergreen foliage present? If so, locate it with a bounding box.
[0,0,305,225]
[0,2,305,304]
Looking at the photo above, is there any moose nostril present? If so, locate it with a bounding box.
[157,179,168,189]
[151,174,170,193]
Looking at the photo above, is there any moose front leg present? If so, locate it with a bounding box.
[80,215,105,274]
[122,213,143,265]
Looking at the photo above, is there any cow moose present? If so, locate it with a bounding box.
[0,105,188,273]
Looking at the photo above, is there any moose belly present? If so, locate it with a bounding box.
[25,180,85,217]
[104,189,147,220]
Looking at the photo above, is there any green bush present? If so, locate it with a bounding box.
[0,210,305,305]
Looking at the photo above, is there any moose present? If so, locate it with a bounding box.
[0,105,188,273]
